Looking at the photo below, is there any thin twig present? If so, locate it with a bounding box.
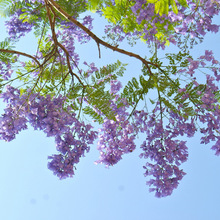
[0,49,40,66]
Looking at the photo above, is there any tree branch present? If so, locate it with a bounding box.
[0,49,40,66]
[47,0,154,73]
[44,0,85,87]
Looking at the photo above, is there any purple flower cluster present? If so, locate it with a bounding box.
[133,107,194,197]
[176,51,220,156]
[0,85,97,179]
[5,9,36,40]
[94,68,220,197]
[95,80,136,166]
[60,15,93,47]
[0,61,13,80]
[174,0,219,37]
[130,0,219,48]
[83,61,98,77]
[131,1,169,47]
[0,107,28,142]
[197,75,220,155]
[50,15,93,67]
[178,50,220,81]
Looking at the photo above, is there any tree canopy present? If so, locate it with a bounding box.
[0,0,219,198]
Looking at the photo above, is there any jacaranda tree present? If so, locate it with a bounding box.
[0,0,219,198]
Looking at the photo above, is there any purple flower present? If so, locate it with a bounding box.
[0,62,13,80]
[96,80,136,166]
[0,86,97,178]
[5,9,36,40]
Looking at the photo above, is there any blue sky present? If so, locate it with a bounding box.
[0,10,220,220]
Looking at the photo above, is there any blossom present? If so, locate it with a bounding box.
[96,80,136,166]
[5,9,37,40]
[0,86,97,179]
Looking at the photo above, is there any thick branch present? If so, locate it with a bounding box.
[47,0,154,72]
[0,49,40,66]
[44,0,58,44]
[57,42,85,86]
[44,0,85,86]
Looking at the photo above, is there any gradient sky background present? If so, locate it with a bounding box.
[0,8,220,220]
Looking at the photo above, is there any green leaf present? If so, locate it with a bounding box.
[177,0,188,8]
[87,0,103,11]
[0,0,11,17]
[170,0,178,14]
[0,38,16,63]
[83,106,104,123]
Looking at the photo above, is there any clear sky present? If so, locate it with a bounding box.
[0,10,220,220]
